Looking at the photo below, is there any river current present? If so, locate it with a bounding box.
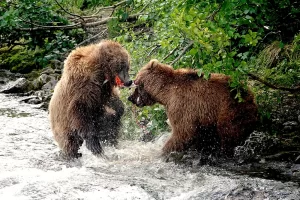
[0,93,299,200]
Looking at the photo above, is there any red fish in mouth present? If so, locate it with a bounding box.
[115,76,123,86]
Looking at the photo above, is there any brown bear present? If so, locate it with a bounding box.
[128,59,258,157]
[49,40,132,158]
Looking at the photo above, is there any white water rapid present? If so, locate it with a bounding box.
[0,93,299,200]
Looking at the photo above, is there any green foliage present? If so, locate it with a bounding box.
[42,32,77,66]
[108,18,122,38]
[0,0,81,71]
[1,0,299,135]
[253,34,300,87]
[0,0,68,47]
[251,34,300,127]
[116,0,299,78]
[136,104,169,134]
[79,0,122,10]
[114,0,300,133]
[0,46,43,73]
[120,89,169,138]
[253,86,282,125]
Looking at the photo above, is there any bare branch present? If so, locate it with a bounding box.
[138,2,151,14]
[92,0,128,16]
[206,4,222,21]
[54,0,85,24]
[248,72,300,93]
[170,41,194,65]
[12,41,30,46]
[76,28,108,47]
[16,14,142,31]
[85,13,141,27]
[163,45,180,61]
[84,17,111,27]
[147,45,161,57]
[19,17,74,28]
[16,22,82,31]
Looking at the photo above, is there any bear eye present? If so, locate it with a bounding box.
[138,84,144,90]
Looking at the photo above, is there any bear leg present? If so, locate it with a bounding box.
[99,114,121,146]
[217,122,241,157]
[162,133,194,155]
[162,119,197,155]
[99,126,119,146]
[85,136,103,155]
[61,132,83,158]
[106,96,125,119]
[162,136,184,155]
[99,96,124,145]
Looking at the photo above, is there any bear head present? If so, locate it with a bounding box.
[98,40,132,87]
[127,59,164,107]
[127,84,157,107]
[133,59,173,85]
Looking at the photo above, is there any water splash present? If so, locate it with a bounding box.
[0,93,299,200]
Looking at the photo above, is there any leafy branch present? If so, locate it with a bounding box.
[170,41,194,65]
[248,73,300,93]
[163,44,180,61]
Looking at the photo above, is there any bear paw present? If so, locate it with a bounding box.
[59,151,82,159]
[85,138,103,155]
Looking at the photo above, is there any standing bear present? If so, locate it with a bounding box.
[128,59,258,157]
[49,40,132,158]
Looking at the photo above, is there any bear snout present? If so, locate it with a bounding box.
[123,80,133,87]
[127,93,143,107]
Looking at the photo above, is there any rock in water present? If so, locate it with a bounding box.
[0,78,29,94]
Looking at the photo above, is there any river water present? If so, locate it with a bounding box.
[0,93,299,200]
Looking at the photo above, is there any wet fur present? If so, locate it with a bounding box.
[129,59,258,156]
[49,40,130,158]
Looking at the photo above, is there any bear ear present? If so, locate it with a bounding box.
[149,59,159,69]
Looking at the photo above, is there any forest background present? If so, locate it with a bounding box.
[0,0,299,138]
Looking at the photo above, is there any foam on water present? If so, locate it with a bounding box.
[0,93,299,200]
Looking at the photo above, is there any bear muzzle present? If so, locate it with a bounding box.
[123,80,133,87]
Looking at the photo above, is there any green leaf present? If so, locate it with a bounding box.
[189,48,198,55]
[197,68,203,77]
[279,41,285,49]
